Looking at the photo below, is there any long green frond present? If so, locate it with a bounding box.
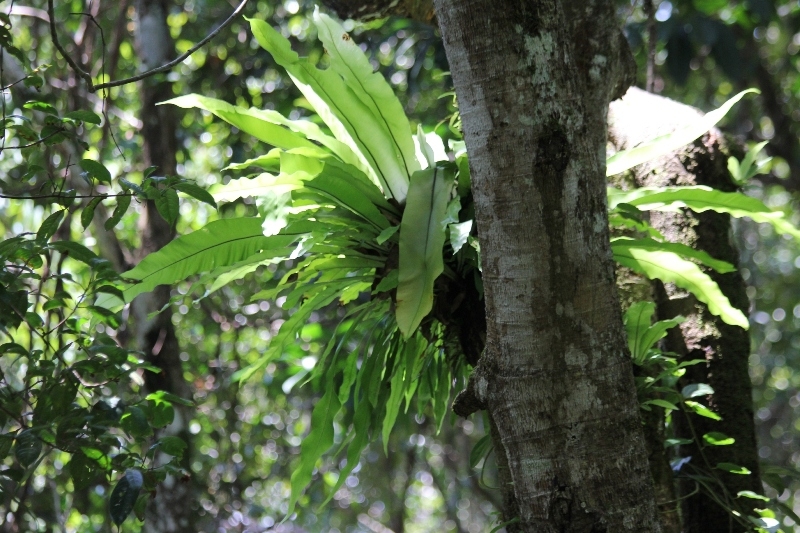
[612,240,748,329]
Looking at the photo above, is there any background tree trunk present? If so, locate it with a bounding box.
[436,1,659,531]
[132,1,195,531]
[609,88,762,532]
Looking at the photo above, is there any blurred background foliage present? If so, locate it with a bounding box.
[2,0,800,531]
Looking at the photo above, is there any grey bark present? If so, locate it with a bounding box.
[608,88,762,532]
[436,1,659,531]
[132,1,195,531]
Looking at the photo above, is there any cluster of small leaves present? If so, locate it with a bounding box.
[2,100,99,152]
[0,212,193,527]
[0,12,99,155]
[0,19,194,525]
[623,302,791,531]
[77,162,216,231]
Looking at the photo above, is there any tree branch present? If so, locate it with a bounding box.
[1,128,66,150]
[0,192,133,200]
[47,0,249,93]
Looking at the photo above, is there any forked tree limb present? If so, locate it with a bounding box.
[46,0,249,93]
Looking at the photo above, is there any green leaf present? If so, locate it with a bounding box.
[24,100,58,115]
[313,153,397,214]
[613,237,735,273]
[155,188,180,225]
[120,406,152,438]
[373,269,398,293]
[606,89,758,176]
[37,209,66,243]
[133,493,149,522]
[0,435,13,461]
[681,383,714,399]
[623,301,685,364]
[105,194,131,231]
[396,167,453,337]
[433,354,451,433]
[774,500,800,526]
[64,110,102,125]
[469,434,493,468]
[736,490,769,502]
[716,462,751,475]
[449,220,472,254]
[643,399,680,411]
[189,248,291,298]
[0,236,25,258]
[143,166,159,179]
[230,152,390,230]
[146,390,194,407]
[109,469,143,526]
[382,340,409,452]
[684,400,722,421]
[34,380,78,424]
[211,172,295,203]
[612,240,748,329]
[624,301,656,363]
[114,218,293,304]
[119,177,145,197]
[164,94,322,151]
[49,241,99,265]
[288,382,341,517]
[23,74,44,89]
[80,446,111,470]
[703,432,735,446]
[607,185,800,240]
[146,395,175,428]
[318,399,371,509]
[25,311,44,329]
[173,181,217,209]
[69,452,96,491]
[305,169,390,230]
[0,296,28,328]
[95,283,125,300]
[81,195,105,229]
[249,17,414,202]
[79,159,112,184]
[729,141,769,183]
[376,225,399,245]
[14,429,41,467]
[168,94,370,178]
[156,436,187,458]
[313,10,419,192]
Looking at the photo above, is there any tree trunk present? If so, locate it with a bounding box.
[132,1,195,531]
[608,88,762,532]
[436,2,659,531]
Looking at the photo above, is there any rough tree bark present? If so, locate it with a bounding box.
[609,88,762,533]
[436,2,659,531]
[132,1,195,531]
